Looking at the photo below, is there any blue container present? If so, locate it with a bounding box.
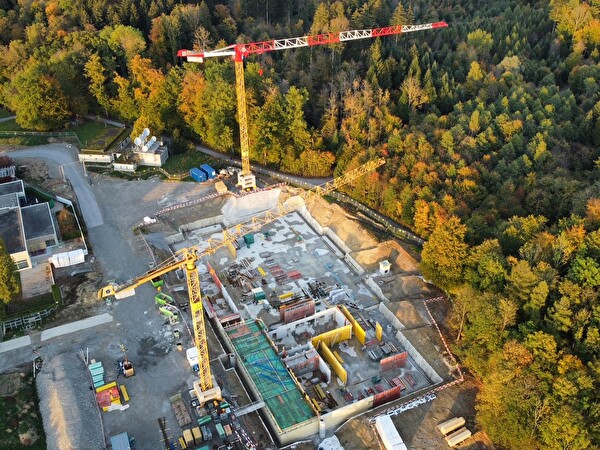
[199,164,216,179]
[190,167,207,182]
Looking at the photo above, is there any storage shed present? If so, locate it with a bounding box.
[110,432,132,450]
[190,167,207,182]
[200,164,216,179]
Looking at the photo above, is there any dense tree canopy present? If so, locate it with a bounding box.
[1,0,600,447]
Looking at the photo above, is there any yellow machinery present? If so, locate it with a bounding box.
[98,158,384,404]
[178,22,446,190]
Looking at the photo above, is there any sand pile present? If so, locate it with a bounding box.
[354,241,419,273]
[307,199,377,251]
[36,353,104,450]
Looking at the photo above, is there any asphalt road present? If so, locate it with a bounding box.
[195,143,333,187]
[1,144,104,228]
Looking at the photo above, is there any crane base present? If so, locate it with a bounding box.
[237,172,256,190]
[193,379,222,406]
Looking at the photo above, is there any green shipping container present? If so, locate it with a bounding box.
[215,423,226,439]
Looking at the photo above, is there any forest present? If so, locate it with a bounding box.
[1,0,599,448]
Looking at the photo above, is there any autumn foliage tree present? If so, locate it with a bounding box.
[0,238,20,307]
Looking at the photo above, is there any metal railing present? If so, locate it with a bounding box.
[2,303,60,334]
[0,130,82,146]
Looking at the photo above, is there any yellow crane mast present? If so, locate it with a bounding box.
[98,158,384,403]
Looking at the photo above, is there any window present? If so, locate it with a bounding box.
[16,260,29,269]
[45,239,56,246]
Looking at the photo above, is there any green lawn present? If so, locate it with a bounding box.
[162,149,218,173]
[0,119,124,151]
[75,122,126,150]
[0,119,23,131]
[0,108,13,118]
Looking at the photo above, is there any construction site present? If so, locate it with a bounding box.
[0,151,468,450]
[0,20,471,450]
[102,173,458,448]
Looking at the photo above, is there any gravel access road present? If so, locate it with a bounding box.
[195,143,333,186]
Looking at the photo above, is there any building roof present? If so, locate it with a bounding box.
[0,193,20,209]
[21,203,56,240]
[0,207,25,253]
[0,179,24,197]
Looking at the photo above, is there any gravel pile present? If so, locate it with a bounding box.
[36,352,105,450]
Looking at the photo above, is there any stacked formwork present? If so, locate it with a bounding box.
[280,300,315,323]
[284,348,320,377]
[379,352,408,372]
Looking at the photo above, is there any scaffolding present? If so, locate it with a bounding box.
[227,321,315,430]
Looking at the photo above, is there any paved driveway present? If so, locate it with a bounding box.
[2,144,104,228]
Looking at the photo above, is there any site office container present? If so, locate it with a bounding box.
[200,164,216,179]
[190,167,207,182]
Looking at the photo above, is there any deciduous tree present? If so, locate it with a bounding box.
[0,238,20,305]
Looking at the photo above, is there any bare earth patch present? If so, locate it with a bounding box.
[0,372,22,397]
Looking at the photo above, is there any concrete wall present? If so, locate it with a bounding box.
[297,207,351,256]
[179,215,224,233]
[268,307,347,342]
[318,354,332,383]
[378,302,405,331]
[276,417,320,445]
[220,284,239,314]
[395,330,443,384]
[322,395,373,430]
[343,254,365,276]
[365,278,389,303]
[113,162,136,172]
[321,235,344,258]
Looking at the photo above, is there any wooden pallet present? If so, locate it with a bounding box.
[169,394,192,426]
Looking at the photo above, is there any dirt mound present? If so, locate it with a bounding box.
[59,271,103,305]
[307,198,420,272]
[308,198,378,251]
[353,241,419,273]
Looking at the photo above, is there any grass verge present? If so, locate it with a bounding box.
[0,372,46,449]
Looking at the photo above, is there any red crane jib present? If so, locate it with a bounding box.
[178,21,448,60]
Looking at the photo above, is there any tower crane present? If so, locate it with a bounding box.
[98,157,384,404]
[178,21,447,190]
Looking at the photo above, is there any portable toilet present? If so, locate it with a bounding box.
[190,167,207,182]
[379,260,391,275]
[200,164,216,179]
